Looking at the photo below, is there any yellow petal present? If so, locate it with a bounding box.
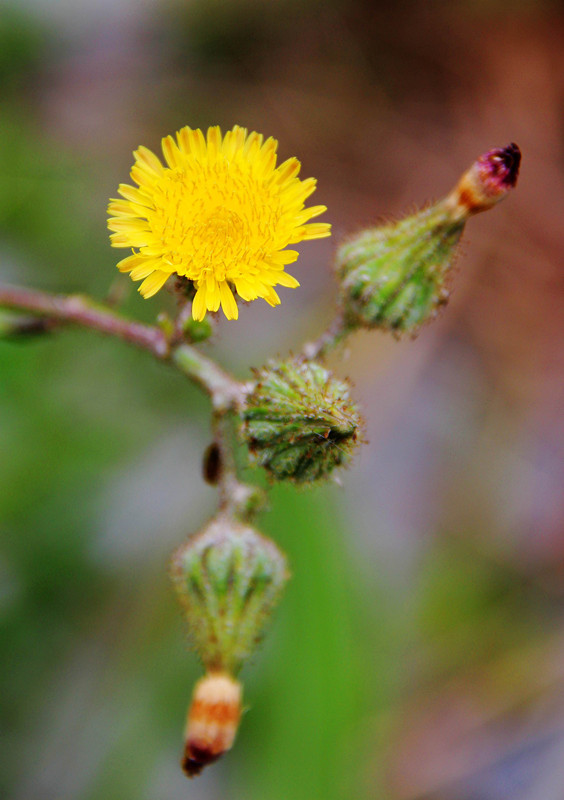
[178,127,206,160]
[134,145,164,175]
[270,250,299,266]
[206,126,222,163]
[192,285,207,321]
[117,253,145,273]
[302,204,328,220]
[118,183,153,207]
[299,222,332,240]
[107,217,150,232]
[272,271,300,289]
[161,135,183,169]
[292,207,325,227]
[262,287,281,307]
[130,261,164,280]
[222,126,246,160]
[110,233,132,247]
[279,177,317,207]
[138,270,170,298]
[130,164,159,189]
[219,282,239,320]
[107,200,136,217]
[205,276,221,312]
[234,277,259,301]
[108,228,151,248]
[272,157,301,185]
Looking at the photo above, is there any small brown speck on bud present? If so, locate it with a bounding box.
[182,672,242,778]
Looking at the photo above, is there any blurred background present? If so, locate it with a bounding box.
[1,1,564,798]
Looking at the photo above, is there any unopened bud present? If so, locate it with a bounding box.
[337,143,521,334]
[182,315,213,343]
[445,142,521,220]
[183,671,242,777]
[171,515,289,674]
[242,358,362,484]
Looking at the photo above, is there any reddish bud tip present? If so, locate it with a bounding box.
[477,142,521,192]
[446,142,521,219]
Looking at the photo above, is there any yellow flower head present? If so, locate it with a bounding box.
[107,125,331,321]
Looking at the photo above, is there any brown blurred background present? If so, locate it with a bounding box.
[1,1,564,799]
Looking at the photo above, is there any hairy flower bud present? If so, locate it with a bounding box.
[171,514,289,675]
[242,358,362,483]
[337,143,521,334]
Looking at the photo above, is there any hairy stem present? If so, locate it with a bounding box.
[0,283,243,409]
[207,409,265,520]
[212,411,239,508]
[171,345,244,411]
[302,309,349,361]
[0,284,168,355]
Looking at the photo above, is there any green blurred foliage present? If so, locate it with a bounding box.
[0,7,44,93]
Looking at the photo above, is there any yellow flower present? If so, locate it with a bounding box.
[107,125,331,321]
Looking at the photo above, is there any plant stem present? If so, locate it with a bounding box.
[0,310,54,338]
[211,410,238,508]
[171,345,244,411]
[209,409,265,519]
[301,309,349,361]
[0,283,243,409]
[0,284,167,355]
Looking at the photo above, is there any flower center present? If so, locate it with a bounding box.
[148,164,282,282]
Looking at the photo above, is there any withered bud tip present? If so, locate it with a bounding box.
[448,142,521,218]
[182,672,242,778]
[182,745,221,777]
[478,142,521,190]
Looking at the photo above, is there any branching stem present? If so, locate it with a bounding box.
[0,284,167,355]
[0,283,243,410]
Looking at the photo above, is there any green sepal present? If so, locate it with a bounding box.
[337,202,464,334]
[242,358,362,484]
[171,515,289,674]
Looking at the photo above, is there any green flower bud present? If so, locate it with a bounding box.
[171,515,289,675]
[337,143,521,334]
[242,358,362,484]
[182,315,213,343]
